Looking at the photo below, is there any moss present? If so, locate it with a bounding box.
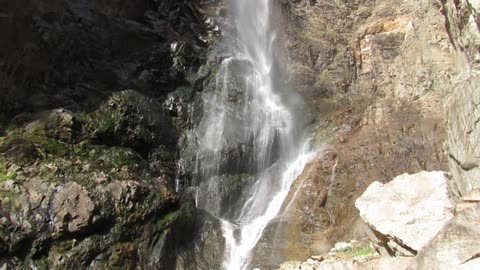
[351,246,376,257]
[0,171,16,182]
[339,246,376,257]
[81,90,172,156]
[27,135,70,157]
[32,257,50,270]
[156,210,180,232]
[73,143,146,170]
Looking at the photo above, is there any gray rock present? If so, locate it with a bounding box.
[445,73,480,196]
[463,188,480,202]
[51,182,95,233]
[355,171,454,255]
[411,202,480,270]
[47,109,79,143]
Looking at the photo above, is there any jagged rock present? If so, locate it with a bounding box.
[0,138,41,164]
[0,0,213,118]
[463,188,480,202]
[355,171,454,256]
[411,202,480,270]
[276,257,414,270]
[85,90,176,155]
[47,109,80,143]
[445,73,480,196]
[175,209,225,270]
[51,182,95,233]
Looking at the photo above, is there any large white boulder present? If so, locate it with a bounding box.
[355,171,454,255]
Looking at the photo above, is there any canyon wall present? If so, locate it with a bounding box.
[271,0,480,264]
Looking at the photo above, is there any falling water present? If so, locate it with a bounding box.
[183,0,315,269]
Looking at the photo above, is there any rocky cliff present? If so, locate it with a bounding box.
[268,0,480,268]
[0,0,221,268]
[1,0,479,269]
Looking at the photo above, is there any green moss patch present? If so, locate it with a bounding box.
[156,210,180,232]
[73,143,146,170]
[0,162,16,182]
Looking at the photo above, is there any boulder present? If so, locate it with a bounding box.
[51,182,95,233]
[85,90,176,155]
[411,202,480,270]
[463,188,480,202]
[47,109,80,143]
[355,171,454,256]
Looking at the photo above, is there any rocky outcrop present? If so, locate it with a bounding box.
[0,0,217,126]
[0,89,197,269]
[355,171,454,256]
[412,194,480,270]
[442,0,480,197]
[272,0,477,265]
[0,0,224,266]
[353,173,480,270]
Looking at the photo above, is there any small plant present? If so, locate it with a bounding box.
[351,246,376,257]
[0,162,16,181]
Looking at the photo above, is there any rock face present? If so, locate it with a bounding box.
[0,0,222,267]
[0,89,200,269]
[272,0,479,265]
[51,182,96,233]
[355,171,454,256]
[412,200,480,270]
[442,0,480,197]
[0,0,216,124]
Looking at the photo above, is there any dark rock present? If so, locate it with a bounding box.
[175,209,226,270]
[85,90,176,156]
[47,109,81,143]
[148,145,176,179]
[0,138,41,164]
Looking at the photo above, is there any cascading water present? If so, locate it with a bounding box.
[179,0,315,269]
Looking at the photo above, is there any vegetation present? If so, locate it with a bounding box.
[0,162,16,182]
[339,246,377,257]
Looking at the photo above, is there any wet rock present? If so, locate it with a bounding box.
[0,0,213,118]
[175,209,225,270]
[86,90,176,155]
[51,182,95,233]
[163,86,197,132]
[148,146,176,179]
[355,171,454,256]
[195,174,255,218]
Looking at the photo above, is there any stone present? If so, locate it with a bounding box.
[333,242,352,252]
[445,72,480,196]
[0,138,41,163]
[355,171,454,255]
[463,188,480,202]
[412,202,480,270]
[47,109,79,142]
[51,182,95,233]
[86,90,176,156]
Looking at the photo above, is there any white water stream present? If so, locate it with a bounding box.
[189,0,316,269]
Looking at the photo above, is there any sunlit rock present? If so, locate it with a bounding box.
[355,171,454,256]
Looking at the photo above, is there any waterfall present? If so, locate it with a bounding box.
[180,0,315,269]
